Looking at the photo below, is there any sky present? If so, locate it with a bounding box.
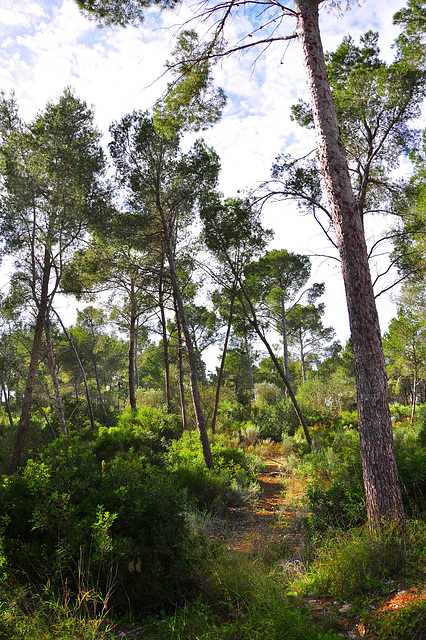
[0,0,418,367]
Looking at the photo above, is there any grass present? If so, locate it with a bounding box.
[0,585,113,640]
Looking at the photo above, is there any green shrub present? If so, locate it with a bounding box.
[167,431,260,511]
[93,407,182,461]
[295,521,426,600]
[307,479,366,533]
[0,437,203,616]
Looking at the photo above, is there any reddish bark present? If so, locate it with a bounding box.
[295,0,404,528]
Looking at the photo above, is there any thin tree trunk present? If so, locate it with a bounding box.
[244,333,256,401]
[230,271,311,446]
[1,379,14,429]
[88,318,108,423]
[135,318,140,389]
[300,333,307,382]
[128,283,137,411]
[52,308,96,431]
[411,371,417,424]
[212,291,235,433]
[44,315,68,437]
[159,263,172,413]
[295,0,404,528]
[158,200,213,468]
[128,313,137,410]
[281,298,290,381]
[174,298,189,431]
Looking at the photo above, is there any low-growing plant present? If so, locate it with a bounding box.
[293,521,426,601]
[0,436,206,617]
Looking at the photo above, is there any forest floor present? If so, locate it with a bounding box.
[115,454,426,639]
[221,454,426,640]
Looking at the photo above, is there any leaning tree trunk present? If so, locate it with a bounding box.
[44,315,68,437]
[411,370,417,424]
[235,276,312,447]
[174,296,189,431]
[53,308,96,431]
[212,290,235,433]
[281,298,290,381]
[157,200,214,469]
[10,246,51,472]
[295,0,404,529]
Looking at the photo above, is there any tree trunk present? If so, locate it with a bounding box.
[128,311,137,410]
[281,298,290,381]
[411,370,417,424]
[53,308,96,431]
[10,244,52,472]
[295,0,404,529]
[1,379,14,429]
[212,291,235,433]
[159,263,172,413]
[174,296,188,431]
[135,318,140,389]
[300,333,307,382]
[233,276,311,446]
[128,283,137,411]
[88,318,108,423]
[44,315,68,437]
[244,333,256,401]
[158,200,214,468]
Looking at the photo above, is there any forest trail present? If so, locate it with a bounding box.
[222,454,426,640]
[223,456,291,552]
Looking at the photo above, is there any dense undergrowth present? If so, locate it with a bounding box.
[1,402,426,638]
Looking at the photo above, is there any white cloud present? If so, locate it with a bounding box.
[1,0,415,347]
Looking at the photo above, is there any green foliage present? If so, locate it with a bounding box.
[93,406,182,461]
[295,521,426,601]
[307,480,366,534]
[154,30,227,137]
[0,436,201,616]
[149,550,341,640]
[167,431,260,511]
[372,599,426,639]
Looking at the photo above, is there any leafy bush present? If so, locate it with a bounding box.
[167,431,260,511]
[93,407,182,461]
[294,521,426,600]
[0,436,203,616]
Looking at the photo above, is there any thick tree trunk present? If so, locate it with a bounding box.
[44,315,68,437]
[158,202,213,468]
[212,291,235,433]
[53,308,96,431]
[10,244,52,472]
[295,0,404,528]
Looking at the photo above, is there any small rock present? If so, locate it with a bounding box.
[339,604,351,614]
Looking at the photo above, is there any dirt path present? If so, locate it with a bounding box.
[224,457,289,552]
[222,455,426,640]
